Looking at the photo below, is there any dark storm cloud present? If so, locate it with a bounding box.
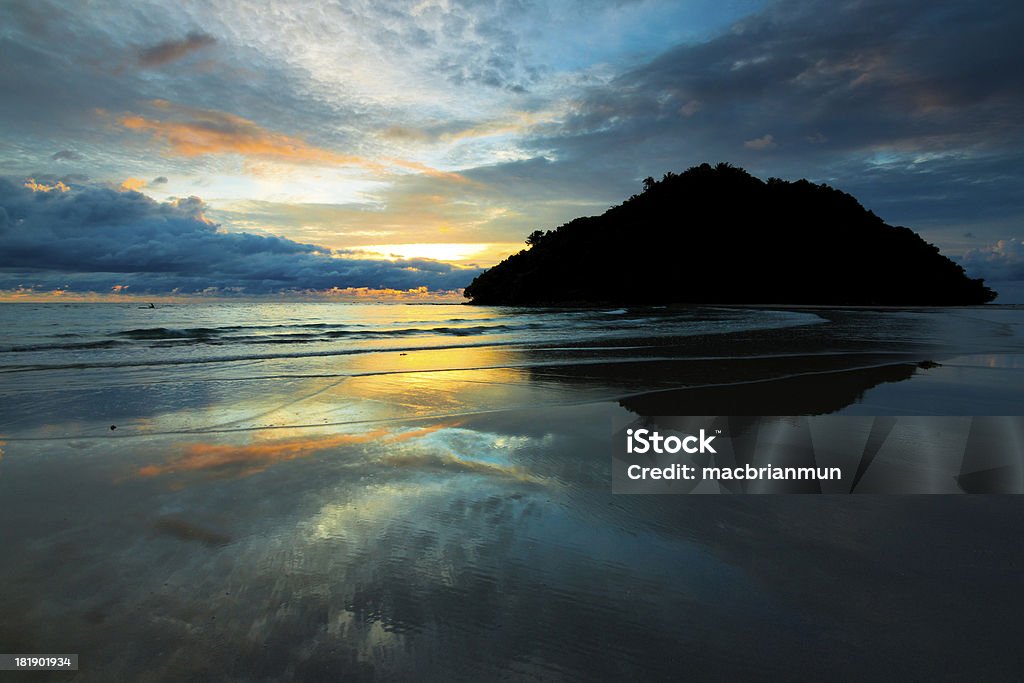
[822,154,1024,227]
[0,178,478,294]
[560,0,1024,151]
[151,176,168,185]
[522,0,1024,241]
[137,31,216,67]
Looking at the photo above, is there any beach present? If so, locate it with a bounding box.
[2,303,1024,680]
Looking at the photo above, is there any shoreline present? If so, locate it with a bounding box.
[3,351,1022,446]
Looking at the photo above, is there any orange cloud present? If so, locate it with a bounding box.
[120,177,147,191]
[385,157,476,185]
[24,178,69,193]
[120,109,368,166]
[444,111,558,143]
[119,102,470,183]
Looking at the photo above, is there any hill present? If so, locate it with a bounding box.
[463,163,996,305]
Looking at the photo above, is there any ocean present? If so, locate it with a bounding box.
[2,302,1024,680]
[1,302,826,377]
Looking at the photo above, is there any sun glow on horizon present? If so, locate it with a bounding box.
[345,242,521,265]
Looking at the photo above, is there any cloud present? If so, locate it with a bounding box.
[119,103,370,166]
[532,0,1024,235]
[2,0,1022,267]
[23,178,69,193]
[120,177,147,191]
[961,238,1024,282]
[381,126,433,143]
[118,101,470,183]
[137,31,216,67]
[0,177,479,294]
[743,134,776,150]
[51,150,82,161]
[561,0,1024,155]
[119,177,167,191]
[678,100,702,117]
[217,156,623,250]
[384,110,563,147]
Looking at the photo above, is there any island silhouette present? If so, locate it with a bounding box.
[464,163,996,305]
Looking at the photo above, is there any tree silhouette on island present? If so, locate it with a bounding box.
[464,163,996,306]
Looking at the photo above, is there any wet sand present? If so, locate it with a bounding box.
[2,306,1024,680]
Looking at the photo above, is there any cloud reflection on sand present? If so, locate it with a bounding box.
[137,419,548,490]
[154,516,232,546]
[137,429,392,480]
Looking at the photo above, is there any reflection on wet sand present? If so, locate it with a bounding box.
[154,517,232,547]
[136,420,545,490]
[618,360,933,415]
[138,429,390,480]
[4,401,1017,681]
[2,307,1024,679]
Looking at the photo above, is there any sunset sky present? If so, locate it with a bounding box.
[2,0,1022,299]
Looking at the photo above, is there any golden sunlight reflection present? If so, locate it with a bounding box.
[348,345,521,376]
[343,354,539,418]
[94,346,535,444]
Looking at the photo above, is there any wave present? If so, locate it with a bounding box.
[0,338,536,373]
[0,307,828,374]
[3,339,127,353]
[5,323,523,351]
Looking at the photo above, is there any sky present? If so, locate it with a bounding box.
[1,0,1022,300]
